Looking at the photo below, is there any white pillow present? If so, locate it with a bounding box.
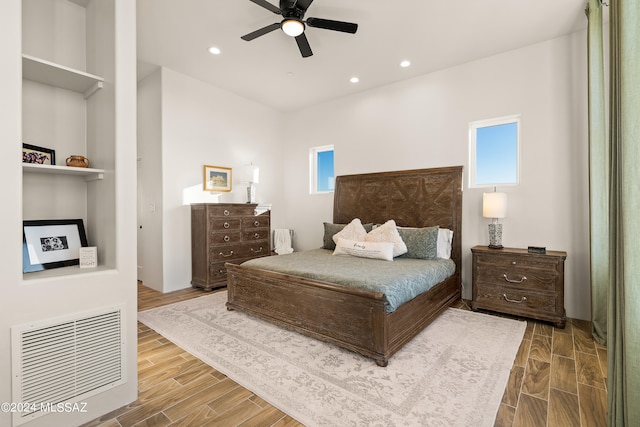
[333,238,394,261]
[332,218,367,244]
[437,228,454,259]
[365,219,407,257]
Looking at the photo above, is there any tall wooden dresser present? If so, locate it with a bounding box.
[191,203,270,291]
[471,246,567,328]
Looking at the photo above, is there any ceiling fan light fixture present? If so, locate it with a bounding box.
[281,19,304,37]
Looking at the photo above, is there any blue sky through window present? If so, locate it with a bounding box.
[317,150,334,192]
[476,122,518,185]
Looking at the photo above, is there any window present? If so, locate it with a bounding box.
[310,145,334,194]
[469,115,520,188]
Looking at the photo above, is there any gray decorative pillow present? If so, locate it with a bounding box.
[323,221,374,250]
[397,226,440,260]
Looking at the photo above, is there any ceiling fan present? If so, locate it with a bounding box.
[241,0,358,58]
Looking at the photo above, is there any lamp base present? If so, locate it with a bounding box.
[246,184,256,204]
[488,223,503,249]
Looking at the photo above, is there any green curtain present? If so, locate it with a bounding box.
[607,0,640,425]
[586,0,608,345]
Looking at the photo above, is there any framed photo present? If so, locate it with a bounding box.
[203,165,232,192]
[23,219,88,273]
[23,143,56,165]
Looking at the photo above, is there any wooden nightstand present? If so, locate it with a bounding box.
[471,246,568,328]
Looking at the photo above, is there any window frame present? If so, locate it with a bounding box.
[309,144,335,194]
[468,114,521,188]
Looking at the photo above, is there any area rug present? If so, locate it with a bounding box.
[138,292,526,426]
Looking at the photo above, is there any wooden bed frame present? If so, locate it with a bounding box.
[226,166,463,366]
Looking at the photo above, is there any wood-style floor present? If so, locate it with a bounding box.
[83,283,607,427]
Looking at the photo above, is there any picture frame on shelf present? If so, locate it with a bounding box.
[23,219,89,273]
[203,165,232,192]
[22,143,56,165]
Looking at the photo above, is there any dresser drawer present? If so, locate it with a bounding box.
[210,242,269,261]
[242,229,270,241]
[208,231,241,245]
[242,216,270,229]
[207,205,255,218]
[209,218,241,231]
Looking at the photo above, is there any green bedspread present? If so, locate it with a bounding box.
[240,248,456,313]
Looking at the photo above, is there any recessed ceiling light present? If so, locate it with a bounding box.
[208,47,221,55]
[350,77,359,83]
[400,60,411,68]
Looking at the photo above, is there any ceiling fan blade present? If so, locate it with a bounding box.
[306,17,358,34]
[294,0,314,11]
[249,0,281,14]
[241,22,281,41]
[295,33,313,57]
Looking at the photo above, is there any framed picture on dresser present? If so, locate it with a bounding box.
[203,165,232,192]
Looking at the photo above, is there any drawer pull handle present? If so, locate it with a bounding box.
[254,220,260,226]
[503,274,527,284]
[223,235,230,242]
[253,233,260,239]
[223,222,230,229]
[223,209,230,216]
[219,251,234,257]
[251,247,263,253]
[503,294,528,304]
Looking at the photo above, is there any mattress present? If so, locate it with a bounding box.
[239,248,456,312]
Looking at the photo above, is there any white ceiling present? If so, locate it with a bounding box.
[136,0,588,112]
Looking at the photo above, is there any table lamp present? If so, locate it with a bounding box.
[483,191,507,249]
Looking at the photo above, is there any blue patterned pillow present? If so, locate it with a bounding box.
[397,226,439,260]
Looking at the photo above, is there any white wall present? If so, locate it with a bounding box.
[138,68,286,292]
[1,1,139,426]
[137,69,164,291]
[281,32,591,320]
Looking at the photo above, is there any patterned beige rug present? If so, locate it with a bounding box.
[138,291,526,426]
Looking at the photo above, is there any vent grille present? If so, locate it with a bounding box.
[12,306,126,425]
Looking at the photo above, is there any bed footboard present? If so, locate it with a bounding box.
[226,262,391,365]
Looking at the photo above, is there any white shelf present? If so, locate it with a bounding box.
[22,54,104,98]
[23,163,105,181]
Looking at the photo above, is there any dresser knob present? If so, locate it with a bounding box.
[224,222,230,229]
[253,233,260,239]
[224,235,230,242]
[254,220,260,226]
[223,209,230,216]
[511,261,517,265]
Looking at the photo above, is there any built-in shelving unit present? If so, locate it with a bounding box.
[21,0,115,277]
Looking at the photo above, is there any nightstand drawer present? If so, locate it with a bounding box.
[474,283,557,314]
[475,253,560,271]
[476,266,558,292]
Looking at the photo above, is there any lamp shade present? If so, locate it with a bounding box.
[483,192,507,219]
[243,165,259,184]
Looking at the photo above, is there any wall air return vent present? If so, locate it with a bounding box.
[11,305,126,426]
